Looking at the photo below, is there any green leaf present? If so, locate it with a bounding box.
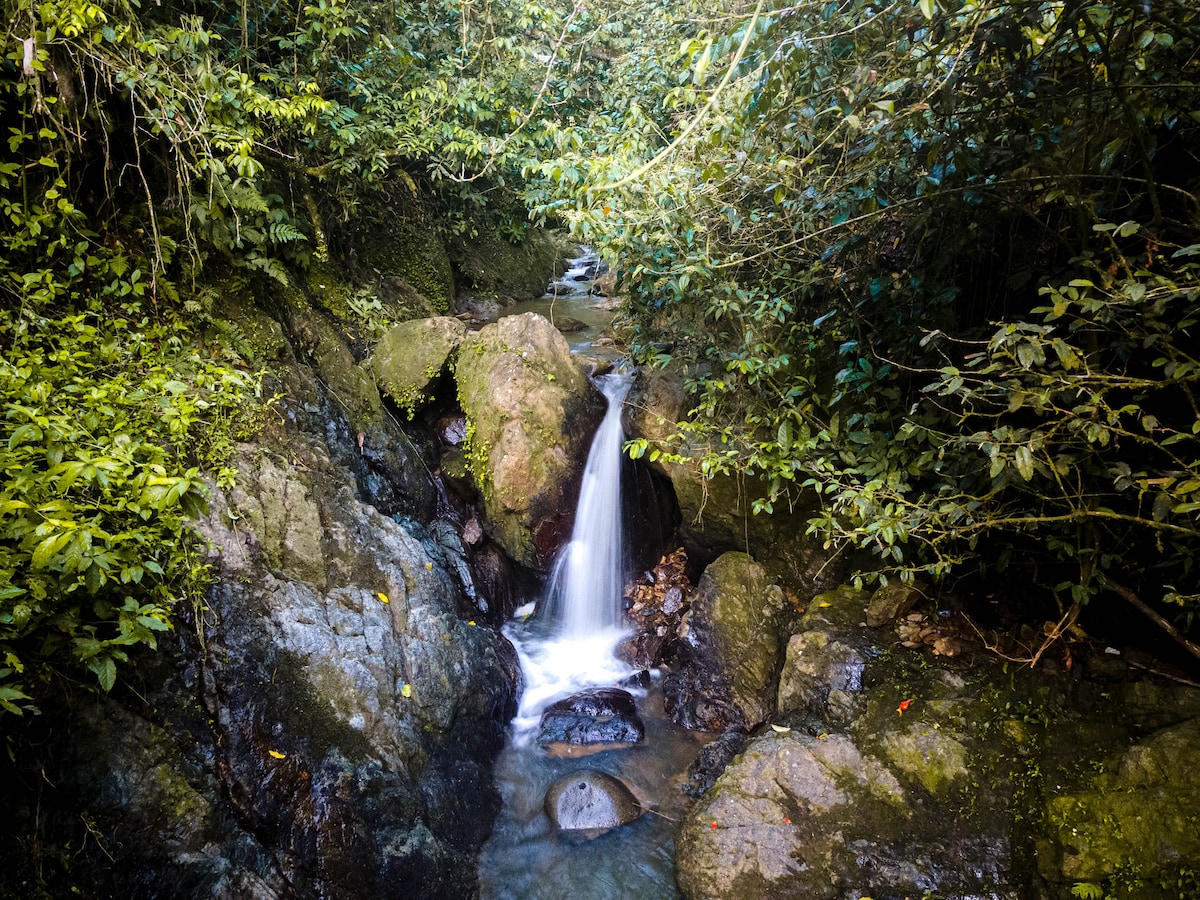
[919,0,936,19]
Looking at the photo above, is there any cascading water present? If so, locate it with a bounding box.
[479,249,697,900]
[543,372,632,637]
[506,373,636,731]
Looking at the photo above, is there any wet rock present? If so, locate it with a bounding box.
[663,552,792,732]
[777,629,868,730]
[538,688,645,747]
[372,316,467,413]
[865,580,925,627]
[684,730,748,798]
[543,770,643,832]
[455,312,600,570]
[436,412,468,447]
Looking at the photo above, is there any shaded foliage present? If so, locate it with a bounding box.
[529,0,1200,637]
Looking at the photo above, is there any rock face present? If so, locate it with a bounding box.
[664,552,793,732]
[626,365,838,595]
[373,316,467,412]
[21,278,524,900]
[543,770,643,832]
[537,688,645,748]
[455,312,600,569]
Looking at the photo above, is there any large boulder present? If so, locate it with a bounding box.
[664,552,793,732]
[454,312,599,569]
[675,728,1012,900]
[373,316,467,413]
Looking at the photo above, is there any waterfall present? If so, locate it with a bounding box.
[544,372,633,637]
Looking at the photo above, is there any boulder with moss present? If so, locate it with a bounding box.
[664,552,794,732]
[454,312,599,570]
[1038,717,1200,888]
[373,316,468,414]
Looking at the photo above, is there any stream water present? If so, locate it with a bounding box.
[477,251,699,898]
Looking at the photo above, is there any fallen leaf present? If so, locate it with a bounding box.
[769,724,791,733]
[897,698,913,715]
[425,562,433,570]
[268,749,286,759]
[401,684,412,698]
[710,821,718,830]
[377,591,390,604]
[818,601,832,608]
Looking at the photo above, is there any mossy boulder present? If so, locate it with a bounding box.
[373,316,468,414]
[664,552,792,731]
[454,312,597,570]
[1038,717,1200,885]
[450,226,572,304]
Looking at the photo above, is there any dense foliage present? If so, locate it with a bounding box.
[0,0,554,715]
[525,0,1200,639]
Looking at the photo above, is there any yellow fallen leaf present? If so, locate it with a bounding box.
[401,683,412,698]
[769,724,791,733]
[425,562,433,570]
[268,749,286,759]
[377,591,390,604]
[468,620,476,626]
[818,602,832,608]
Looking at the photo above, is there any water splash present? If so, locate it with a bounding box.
[544,371,632,637]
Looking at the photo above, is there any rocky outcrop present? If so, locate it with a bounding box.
[19,275,526,900]
[673,582,1200,898]
[455,312,600,569]
[664,552,794,732]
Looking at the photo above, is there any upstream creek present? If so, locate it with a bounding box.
[478,252,701,898]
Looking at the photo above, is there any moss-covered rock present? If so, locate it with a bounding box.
[449,226,572,304]
[454,312,597,569]
[1039,717,1200,885]
[664,551,793,731]
[372,316,468,414]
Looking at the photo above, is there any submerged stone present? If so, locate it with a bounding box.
[543,769,644,832]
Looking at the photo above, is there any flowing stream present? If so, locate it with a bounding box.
[478,251,699,899]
